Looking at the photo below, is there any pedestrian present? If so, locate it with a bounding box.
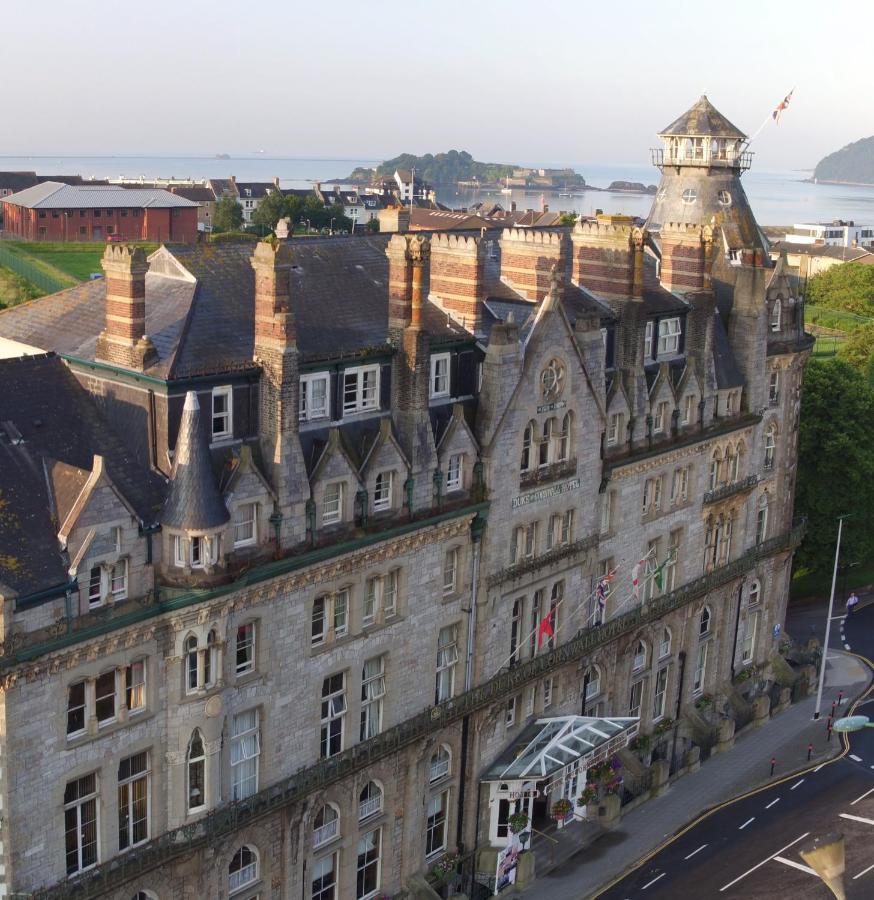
[846,592,860,616]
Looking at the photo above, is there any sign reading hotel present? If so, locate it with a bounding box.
[512,478,581,510]
[536,399,567,414]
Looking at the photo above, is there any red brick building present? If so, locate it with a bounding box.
[1,182,199,243]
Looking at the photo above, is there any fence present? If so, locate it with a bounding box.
[0,244,70,295]
[620,770,653,808]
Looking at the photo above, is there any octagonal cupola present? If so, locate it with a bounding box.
[655,94,749,169]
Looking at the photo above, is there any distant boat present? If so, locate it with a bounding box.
[215,153,231,160]
[500,176,512,195]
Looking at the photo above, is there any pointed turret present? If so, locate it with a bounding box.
[161,391,229,531]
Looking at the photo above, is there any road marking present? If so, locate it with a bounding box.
[774,856,818,876]
[832,615,846,621]
[813,764,825,772]
[845,643,852,650]
[765,798,780,809]
[739,817,755,829]
[840,813,874,825]
[853,861,874,880]
[684,844,708,860]
[850,754,863,762]
[641,873,666,890]
[719,832,810,891]
[790,779,805,790]
[851,787,874,805]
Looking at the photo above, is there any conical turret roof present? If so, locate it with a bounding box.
[659,95,746,140]
[161,391,230,530]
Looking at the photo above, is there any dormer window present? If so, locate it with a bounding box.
[430,353,451,399]
[211,386,232,439]
[173,534,219,569]
[770,301,782,332]
[342,365,379,415]
[300,373,329,421]
[658,318,682,356]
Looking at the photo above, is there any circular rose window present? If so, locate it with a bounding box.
[541,359,565,401]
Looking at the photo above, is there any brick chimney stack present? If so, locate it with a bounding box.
[659,223,713,293]
[428,233,487,334]
[386,234,414,335]
[499,229,568,303]
[250,240,308,547]
[95,244,156,370]
[571,216,646,300]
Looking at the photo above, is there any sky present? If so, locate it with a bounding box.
[3,0,870,170]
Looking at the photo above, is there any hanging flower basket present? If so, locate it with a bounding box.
[577,784,599,806]
[551,798,573,821]
[508,811,529,834]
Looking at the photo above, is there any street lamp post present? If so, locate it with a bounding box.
[329,217,335,236]
[814,515,849,720]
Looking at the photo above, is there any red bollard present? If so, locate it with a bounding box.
[838,690,844,705]
[770,756,777,776]
[827,722,834,743]
[807,743,813,761]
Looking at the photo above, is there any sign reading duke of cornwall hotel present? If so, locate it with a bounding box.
[512,477,581,510]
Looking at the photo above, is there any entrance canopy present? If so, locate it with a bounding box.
[483,716,639,783]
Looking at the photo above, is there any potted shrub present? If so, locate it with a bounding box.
[631,734,651,753]
[508,811,529,834]
[577,784,598,806]
[428,851,460,883]
[695,693,714,710]
[654,717,673,736]
[551,798,573,822]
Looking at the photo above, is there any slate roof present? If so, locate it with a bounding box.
[0,171,38,191]
[208,178,238,198]
[0,354,164,597]
[1,182,198,209]
[659,95,746,140]
[769,240,874,262]
[235,182,274,199]
[712,310,745,389]
[117,183,215,203]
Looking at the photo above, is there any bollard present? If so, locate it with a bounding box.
[827,722,833,743]
[807,743,813,761]
[770,756,776,776]
[838,690,844,705]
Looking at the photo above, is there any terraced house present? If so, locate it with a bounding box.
[0,96,811,900]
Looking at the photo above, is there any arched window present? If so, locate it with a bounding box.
[187,729,206,813]
[358,781,383,822]
[770,300,782,332]
[313,803,339,849]
[699,606,712,636]
[228,845,258,895]
[539,418,556,467]
[584,665,601,699]
[764,424,776,470]
[430,745,451,783]
[748,580,761,606]
[632,640,647,672]
[704,516,717,570]
[557,413,572,462]
[756,495,769,544]
[130,893,158,900]
[659,627,672,659]
[185,635,198,693]
[521,422,535,473]
[725,447,737,483]
[509,598,523,665]
[709,450,722,491]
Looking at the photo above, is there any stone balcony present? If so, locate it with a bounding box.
[703,474,759,505]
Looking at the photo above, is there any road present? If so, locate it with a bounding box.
[595,601,874,899]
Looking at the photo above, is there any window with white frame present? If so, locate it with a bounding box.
[559,509,573,546]
[312,852,337,900]
[653,667,668,720]
[435,625,458,704]
[505,695,516,728]
[118,751,149,851]
[173,534,186,568]
[539,418,554,467]
[211,386,233,439]
[443,548,459,595]
[426,791,449,857]
[600,490,614,536]
[643,476,662,516]
[446,453,463,492]
[64,772,99,875]
[768,372,780,405]
[509,598,523,665]
[235,622,256,676]
[515,521,537,562]
[343,365,380,415]
[682,394,695,426]
[233,503,257,547]
[333,589,348,637]
[356,828,381,899]
[644,320,653,355]
[95,669,117,727]
[756,496,769,543]
[430,353,451,398]
[230,709,260,801]
[741,610,759,663]
[373,471,393,512]
[313,804,339,849]
[607,412,623,446]
[693,641,708,694]
[384,568,399,618]
[748,580,761,606]
[187,729,206,813]
[699,605,712,636]
[360,656,385,741]
[228,845,258,895]
[632,640,647,672]
[108,559,127,600]
[557,413,571,461]
[659,627,672,659]
[584,666,601,699]
[657,317,681,356]
[88,565,102,607]
[521,422,535,472]
[189,534,218,570]
[67,680,87,737]
[653,401,669,434]
[543,675,554,708]
[430,745,451,783]
[629,679,643,718]
[184,630,218,693]
[671,466,689,505]
[764,425,776,469]
[725,391,738,415]
[359,781,383,822]
[770,300,782,332]
[322,482,344,525]
[300,372,330,421]
[320,673,346,758]
[125,659,146,713]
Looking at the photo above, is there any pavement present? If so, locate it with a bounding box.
[515,599,873,900]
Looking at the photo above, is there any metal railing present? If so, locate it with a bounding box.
[650,148,753,171]
[312,818,338,849]
[703,474,759,505]
[33,521,804,899]
[0,244,72,295]
[358,796,382,822]
[487,533,600,588]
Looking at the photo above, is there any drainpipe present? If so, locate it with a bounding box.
[730,578,746,680]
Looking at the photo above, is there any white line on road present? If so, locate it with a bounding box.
[850,754,863,762]
[641,873,666,890]
[790,779,805,790]
[832,615,846,621]
[853,862,874,880]
[765,798,780,809]
[684,845,708,860]
[719,833,810,891]
[840,813,874,825]
[739,817,755,830]
[845,643,852,650]
[814,764,825,772]
[774,856,818,876]
[851,787,874,805]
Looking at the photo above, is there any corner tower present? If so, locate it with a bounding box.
[647,95,765,255]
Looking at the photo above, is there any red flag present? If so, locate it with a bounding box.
[537,609,554,648]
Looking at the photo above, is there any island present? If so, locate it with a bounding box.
[606,181,658,194]
[812,136,874,186]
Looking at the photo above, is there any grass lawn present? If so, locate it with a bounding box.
[0,266,41,309]
[791,559,874,601]
[6,241,159,284]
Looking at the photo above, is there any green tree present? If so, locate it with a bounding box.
[251,190,290,231]
[365,217,380,233]
[213,195,243,233]
[806,262,874,315]
[557,213,577,227]
[837,321,874,381]
[795,358,874,572]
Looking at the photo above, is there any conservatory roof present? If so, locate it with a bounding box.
[482,716,639,782]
